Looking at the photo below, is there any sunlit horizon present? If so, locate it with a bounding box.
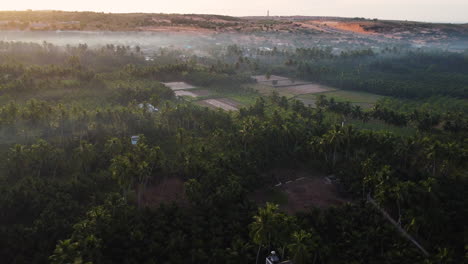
[1,0,468,23]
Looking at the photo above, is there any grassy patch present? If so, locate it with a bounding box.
[249,83,296,98]
[224,93,259,106]
[349,119,416,136]
[378,96,468,114]
[324,112,416,136]
[298,90,384,109]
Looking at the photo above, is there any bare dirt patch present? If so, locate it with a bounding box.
[142,177,186,208]
[163,82,197,90]
[334,22,374,34]
[197,98,240,111]
[252,169,347,214]
[308,20,377,35]
[280,177,346,213]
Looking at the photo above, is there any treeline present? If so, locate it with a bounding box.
[316,95,468,134]
[0,41,144,70]
[129,64,253,90]
[0,42,253,94]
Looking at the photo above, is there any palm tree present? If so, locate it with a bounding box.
[287,230,316,264]
[249,203,280,264]
[226,238,254,264]
[322,126,344,169]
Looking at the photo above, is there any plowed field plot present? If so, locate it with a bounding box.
[163,82,196,90]
[197,98,240,111]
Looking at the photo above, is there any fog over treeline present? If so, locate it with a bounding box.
[2,30,467,57]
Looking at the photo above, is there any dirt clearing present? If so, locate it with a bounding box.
[308,20,376,35]
[142,177,186,207]
[252,169,347,214]
[192,89,211,97]
[280,177,346,213]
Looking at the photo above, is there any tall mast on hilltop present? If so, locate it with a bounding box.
[267,10,270,17]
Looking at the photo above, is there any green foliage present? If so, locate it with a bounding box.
[0,41,466,264]
[287,230,317,264]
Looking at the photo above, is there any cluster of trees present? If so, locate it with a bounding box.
[0,42,466,264]
[316,95,468,133]
[1,93,465,263]
[249,46,468,100]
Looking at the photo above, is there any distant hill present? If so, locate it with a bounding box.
[0,10,467,41]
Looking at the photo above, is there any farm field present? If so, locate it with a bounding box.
[224,93,260,106]
[252,82,336,98]
[165,80,257,110]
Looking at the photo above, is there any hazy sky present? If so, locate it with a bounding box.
[2,0,468,23]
